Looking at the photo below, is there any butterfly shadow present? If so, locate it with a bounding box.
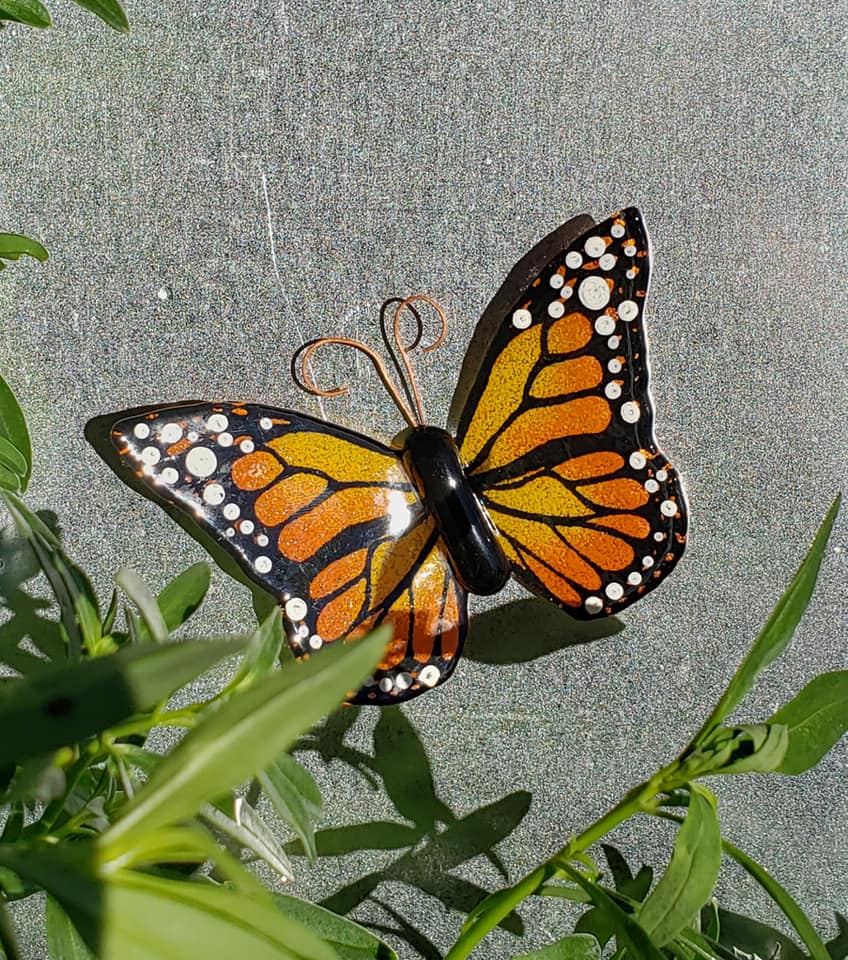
[293,706,532,960]
[0,511,65,678]
[465,597,623,665]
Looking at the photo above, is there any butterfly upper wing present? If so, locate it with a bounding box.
[86,402,466,704]
[453,208,688,618]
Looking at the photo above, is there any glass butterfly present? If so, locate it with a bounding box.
[87,208,688,706]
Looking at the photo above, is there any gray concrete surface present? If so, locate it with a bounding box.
[1,1,845,957]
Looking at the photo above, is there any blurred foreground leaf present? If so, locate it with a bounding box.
[0,638,243,765]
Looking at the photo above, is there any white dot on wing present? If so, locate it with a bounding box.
[512,308,532,329]
[594,314,616,336]
[140,446,160,466]
[206,414,228,432]
[255,555,272,573]
[133,423,150,440]
[185,446,217,478]
[565,251,583,269]
[620,401,640,423]
[160,423,182,444]
[618,300,639,322]
[547,300,565,319]
[584,235,606,258]
[579,276,611,310]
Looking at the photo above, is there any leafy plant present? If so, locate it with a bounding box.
[444,494,845,960]
[0,0,128,33]
[0,376,396,957]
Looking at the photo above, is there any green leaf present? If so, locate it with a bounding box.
[0,231,49,259]
[559,864,665,960]
[101,628,389,853]
[1,844,338,960]
[116,568,168,644]
[2,493,100,657]
[0,461,21,492]
[0,437,27,481]
[70,0,129,32]
[676,724,789,781]
[273,893,399,960]
[156,562,211,632]
[769,671,848,774]
[201,798,294,883]
[0,377,31,491]
[721,836,830,960]
[692,496,840,744]
[513,933,601,959]
[639,784,722,946]
[46,894,95,960]
[259,750,323,862]
[706,906,806,960]
[229,608,284,689]
[0,638,244,765]
[103,871,338,960]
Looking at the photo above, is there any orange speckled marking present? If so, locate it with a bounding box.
[316,579,366,640]
[554,451,625,480]
[492,510,601,591]
[232,451,283,491]
[460,324,542,467]
[377,611,411,670]
[256,473,327,528]
[561,526,634,571]
[530,356,603,399]
[486,396,611,470]
[167,438,193,457]
[279,487,408,562]
[589,514,651,539]
[547,312,593,354]
[521,550,581,607]
[577,478,649,510]
[310,548,368,599]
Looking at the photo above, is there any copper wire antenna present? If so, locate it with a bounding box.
[295,295,448,429]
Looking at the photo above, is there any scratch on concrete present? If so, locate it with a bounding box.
[260,169,325,419]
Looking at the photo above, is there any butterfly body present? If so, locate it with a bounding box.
[400,426,510,596]
[88,207,688,705]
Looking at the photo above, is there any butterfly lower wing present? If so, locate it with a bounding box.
[86,402,466,703]
[453,208,688,617]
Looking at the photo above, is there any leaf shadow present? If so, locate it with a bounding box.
[294,706,532,958]
[466,598,623,665]
[0,511,65,675]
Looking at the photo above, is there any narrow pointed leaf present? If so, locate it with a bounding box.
[0,376,31,491]
[155,562,211,632]
[693,496,840,744]
[117,568,168,644]
[102,628,389,852]
[639,784,722,946]
[201,798,294,883]
[769,671,848,774]
[0,436,27,480]
[0,638,243,765]
[70,0,129,32]
[259,750,322,862]
[230,608,284,689]
[0,233,48,259]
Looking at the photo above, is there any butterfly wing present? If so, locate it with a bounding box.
[86,402,466,704]
[452,208,688,618]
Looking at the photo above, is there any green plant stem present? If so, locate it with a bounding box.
[651,810,829,960]
[444,777,662,960]
[106,707,200,740]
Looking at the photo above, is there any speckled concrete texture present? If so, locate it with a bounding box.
[1,1,845,957]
